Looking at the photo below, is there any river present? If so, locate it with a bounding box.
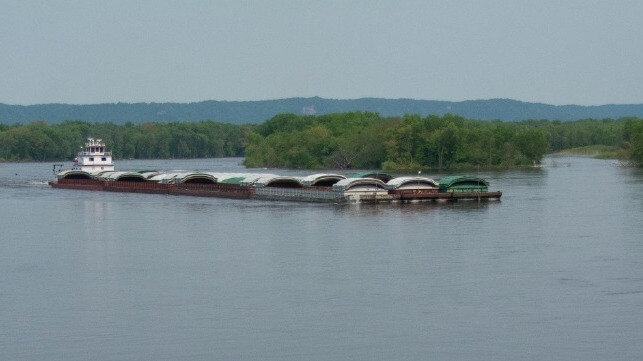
[1,156,642,360]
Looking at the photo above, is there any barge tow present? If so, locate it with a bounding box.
[49,138,502,204]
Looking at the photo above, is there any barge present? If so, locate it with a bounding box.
[49,138,502,204]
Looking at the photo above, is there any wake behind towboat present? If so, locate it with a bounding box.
[49,138,501,203]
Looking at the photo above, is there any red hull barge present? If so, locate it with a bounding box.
[49,178,251,199]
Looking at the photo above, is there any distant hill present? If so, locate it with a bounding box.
[2,97,643,124]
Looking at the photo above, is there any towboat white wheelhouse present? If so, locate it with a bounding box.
[72,138,114,173]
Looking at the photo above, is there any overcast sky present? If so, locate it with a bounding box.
[1,0,642,105]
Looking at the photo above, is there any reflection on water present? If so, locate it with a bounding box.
[0,156,642,361]
[335,200,493,218]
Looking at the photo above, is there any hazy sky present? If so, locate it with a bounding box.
[2,0,642,105]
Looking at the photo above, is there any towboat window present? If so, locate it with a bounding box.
[101,157,106,161]
[89,157,94,161]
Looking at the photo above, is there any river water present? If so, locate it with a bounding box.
[1,156,642,360]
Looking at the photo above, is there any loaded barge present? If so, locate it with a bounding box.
[49,138,501,203]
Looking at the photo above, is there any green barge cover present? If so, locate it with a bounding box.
[438,176,489,192]
[219,177,246,184]
[351,172,393,182]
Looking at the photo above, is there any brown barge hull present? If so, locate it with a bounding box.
[49,179,501,203]
[49,179,251,199]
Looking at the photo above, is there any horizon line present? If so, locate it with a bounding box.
[2,97,643,107]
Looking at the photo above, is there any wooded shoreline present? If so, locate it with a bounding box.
[1,113,642,168]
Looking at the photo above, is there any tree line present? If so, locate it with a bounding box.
[0,120,249,161]
[244,113,643,169]
[1,114,642,168]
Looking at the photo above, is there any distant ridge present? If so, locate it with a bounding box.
[2,97,643,124]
